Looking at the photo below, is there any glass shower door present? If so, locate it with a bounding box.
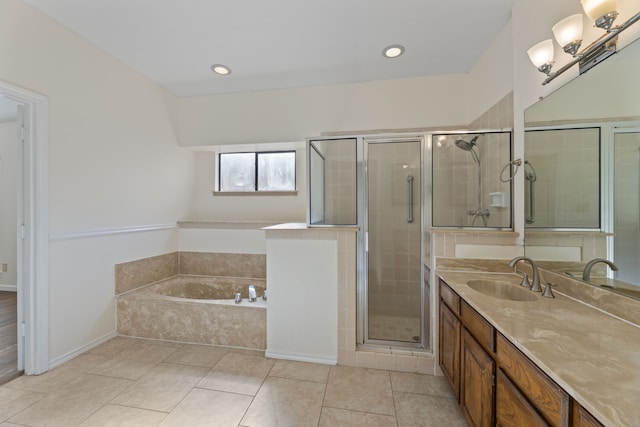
[366,140,422,344]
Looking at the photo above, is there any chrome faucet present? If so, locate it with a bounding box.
[582,258,618,282]
[509,256,542,292]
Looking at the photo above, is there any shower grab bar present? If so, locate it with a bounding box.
[407,175,414,223]
[525,160,537,224]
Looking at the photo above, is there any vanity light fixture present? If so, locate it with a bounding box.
[527,39,555,75]
[528,0,640,85]
[552,14,584,55]
[383,44,405,58]
[211,64,231,75]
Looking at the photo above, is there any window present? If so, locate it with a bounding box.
[218,151,296,193]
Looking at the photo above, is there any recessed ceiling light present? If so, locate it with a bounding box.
[211,64,231,75]
[383,45,405,59]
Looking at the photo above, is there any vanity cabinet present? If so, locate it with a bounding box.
[439,277,604,427]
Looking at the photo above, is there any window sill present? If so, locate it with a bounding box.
[212,191,298,197]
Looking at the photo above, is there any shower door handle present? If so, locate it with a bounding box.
[407,175,414,223]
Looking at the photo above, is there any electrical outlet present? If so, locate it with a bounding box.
[1,263,7,272]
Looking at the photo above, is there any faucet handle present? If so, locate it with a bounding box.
[519,272,530,288]
[542,283,555,298]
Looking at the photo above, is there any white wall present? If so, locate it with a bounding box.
[0,122,17,289]
[0,0,196,363]
[178,74,469,147]
[466,20,514,124]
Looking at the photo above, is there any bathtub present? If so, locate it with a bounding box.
[117,275,267,349]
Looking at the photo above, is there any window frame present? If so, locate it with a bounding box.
[216,150,297,195]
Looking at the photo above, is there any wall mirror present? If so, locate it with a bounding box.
[524,38,640,300]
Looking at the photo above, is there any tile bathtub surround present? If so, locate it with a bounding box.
[115,251,266,296]
[179,252,266,279]
[115,252,179,295]
[0,337,466,426]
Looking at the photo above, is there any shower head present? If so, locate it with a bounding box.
[454,136,479,151]
[455,136,480,164]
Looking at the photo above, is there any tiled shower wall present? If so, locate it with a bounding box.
[432,132,511,228]
[115,252,266,295]
[322,139,357,225]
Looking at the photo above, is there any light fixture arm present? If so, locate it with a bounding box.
[543,11,640,85]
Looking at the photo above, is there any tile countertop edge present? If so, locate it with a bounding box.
[437,270,640,427]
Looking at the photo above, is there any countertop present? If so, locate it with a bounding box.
[437,270,640,427]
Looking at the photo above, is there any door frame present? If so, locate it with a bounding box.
[0,80,49,374]
[359,136,425,348]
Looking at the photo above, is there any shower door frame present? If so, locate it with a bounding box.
[357,136,426,349]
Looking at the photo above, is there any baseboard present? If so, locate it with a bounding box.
[0,285,17,292]
[48,330,118,370]
[265,351,337,365]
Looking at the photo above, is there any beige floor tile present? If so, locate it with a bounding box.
[78,404,167,427]
[324,366,395,416]
[88,337,143,357]
[241,377,325,427]
[7,394,104,427]
[159,388,252,427]
[269,360,330,383]
[110,363,207,412]
[164,344,228,368]
[318,407,398,427]
[62,353,114,373]
[4,365,83,394]
[197,352,274,395]
[53,374,133,404]
[89,343,177,380]
[394,392,466,427]
[0,387,46,421]
[390,372,454,398]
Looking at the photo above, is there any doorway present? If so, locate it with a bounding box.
[363,138,424,346]
[0,80,49,376]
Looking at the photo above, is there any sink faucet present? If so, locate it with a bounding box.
[509,256,542,292]
[582,258,619,282]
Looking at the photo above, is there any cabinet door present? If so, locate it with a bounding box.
[439,301,461,400]
[496,369,550,427]
[573,405,604,427]
[461,328,495,427]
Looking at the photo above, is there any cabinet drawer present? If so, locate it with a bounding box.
[496,369,549,427]
[440,279,460,315]
[496,334,570,427]
[461,301,495,353]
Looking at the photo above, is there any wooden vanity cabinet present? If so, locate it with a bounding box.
[438,277,605,427]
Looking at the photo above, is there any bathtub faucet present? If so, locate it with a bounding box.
[248,285,257,302]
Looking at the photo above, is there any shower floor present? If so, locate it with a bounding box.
[368,314,421,342]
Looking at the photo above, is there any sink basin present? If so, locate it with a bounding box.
[466,280,538,302]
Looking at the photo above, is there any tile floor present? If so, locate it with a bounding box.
[0,337,466,427]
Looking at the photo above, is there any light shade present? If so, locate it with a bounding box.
[552,14,584,47]
[527,39,555,68]
[581,0,618,21]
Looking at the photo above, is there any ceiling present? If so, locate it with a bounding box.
[23,0,515,97]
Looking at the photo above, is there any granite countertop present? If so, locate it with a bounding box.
[437,270,640,427]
